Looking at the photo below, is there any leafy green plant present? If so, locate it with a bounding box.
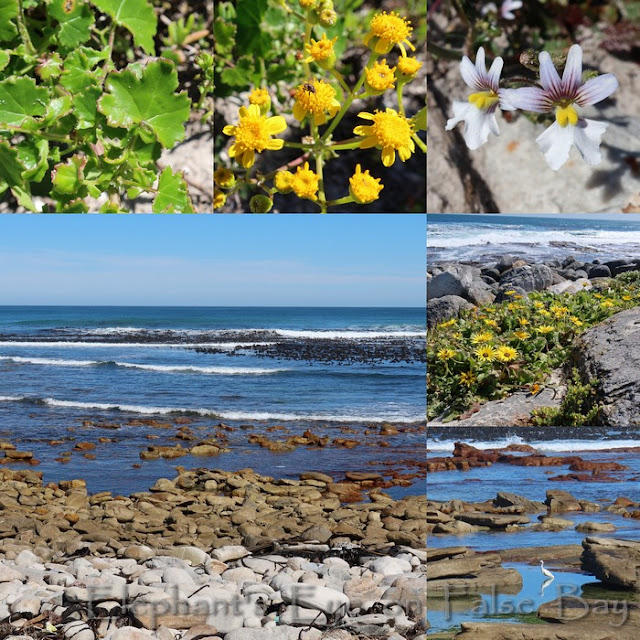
[214,0,426,213]
[531,368,602,426]
[428,273,640,421]
[0,0,205,212]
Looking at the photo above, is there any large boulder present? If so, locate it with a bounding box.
[581,537,640,591]
[427,295,474,329]
[572,307,640,426]
[427,265,494,305]
[499,264,554,292]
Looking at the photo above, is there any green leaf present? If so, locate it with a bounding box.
[98,60,191,149]
[49,0,94,48]
[73,86,101,128]
[52,154,87,195]
[236,0,267,53]
[0,50,10,72]
[0,140,25,187]
[152,166,194,213]
[213,17,235,55]
[0,0,18,42]
[17,138,49,182]
[90,0,157,54]
[58,199,89,212]
[0,77,48,126]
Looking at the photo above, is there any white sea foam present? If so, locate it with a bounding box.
[0,395,424,423]
[0,356,287,375]
[427,436,640,453]
[0,341,272,349]
[427,227,640,249]
[267,329,424,339]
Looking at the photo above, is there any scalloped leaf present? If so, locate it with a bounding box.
[52,154,87,195]
[0,77,48,126]
[152,167,194,213]
[49,0,94,48]
[0,0,18,42]
[90,0,156,54]
[98,60,190,148]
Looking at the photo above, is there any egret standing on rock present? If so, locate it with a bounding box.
[540,560,554,580]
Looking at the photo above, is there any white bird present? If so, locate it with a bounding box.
[540,560,555,580]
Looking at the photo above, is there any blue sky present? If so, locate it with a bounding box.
[0,215,426,306]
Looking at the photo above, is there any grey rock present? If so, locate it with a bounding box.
[572,308,640,426]
[500,264,554,292]
[427,265,477,300]
[427,295,474,329]
[588,264,611,278]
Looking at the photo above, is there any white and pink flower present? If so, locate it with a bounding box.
[501,44,618,170]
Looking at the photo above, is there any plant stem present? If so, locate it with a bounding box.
[412,132,427,154]
[303,20,312,78]
[331,68,350,95]
[325,196,353,207]
[100,26,116,85]
[321,51,374,143]
[6,125,71,143]
[311,121,326,213]
[16,0,35,55]
[329,141,360,151]
[283,141,313,149]
[396,82,405,117]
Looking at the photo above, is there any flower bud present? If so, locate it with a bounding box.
[250,195,274,213]
[274,171,294,193]
[319,8,337,27]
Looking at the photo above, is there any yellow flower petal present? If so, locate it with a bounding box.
[382,148,395,167]
[266,115,287,134]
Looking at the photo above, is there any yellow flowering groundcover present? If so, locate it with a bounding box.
[214,0,426,213]
[427,272,640,422]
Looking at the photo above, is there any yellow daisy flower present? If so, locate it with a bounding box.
[518,318,530,326]
[274,170,294,193]
[293,79,341,126]
[223,104,287,169]
[437,348,456,361]
[305,33,338,69]
[513,330,530,340]
[396,56,422,79]
[470,331,493,344]
[249,87,270,108]
[601,300,615,308]
[570,316,583,327]
[536,325,554,334]
[364,59,396,93]
[354,108,415,167]
[439,318,457,328]
[363,11,415,56]
[460,371,476,387]
[483,319,499,328]
[530,383,541,395]
[349,164,384,204]
[290,162,319,201]
[495,346,518,362]
[474,345,496,362]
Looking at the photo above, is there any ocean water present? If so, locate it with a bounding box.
[0,306,426,494]
[427,430,640,548]
[427,213,640,263]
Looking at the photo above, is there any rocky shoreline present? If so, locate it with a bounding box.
[427,254,640,328]
[427,451,640,637]
[427,253,640,426]
[0,466,426,640]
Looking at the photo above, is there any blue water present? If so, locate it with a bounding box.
[0,306,426,494]
[428,563,596,633]
[427,213,640,263]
